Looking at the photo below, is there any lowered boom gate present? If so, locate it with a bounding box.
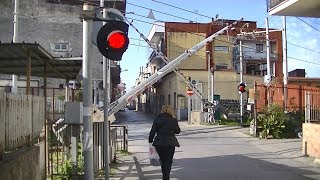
[108,18,243,116]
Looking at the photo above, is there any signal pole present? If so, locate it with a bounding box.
[283,16,288,111]
[239,40,244,124]
[82,3,94,180]
[100,1,110,179]
[12,0,19,94]
[266,17,271,106]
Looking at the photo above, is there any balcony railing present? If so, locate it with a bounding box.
[266,0,288,12]
[233,51,278,61]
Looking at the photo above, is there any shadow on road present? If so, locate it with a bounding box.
[111,154,319,180]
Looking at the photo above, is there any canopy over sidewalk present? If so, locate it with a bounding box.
[0,42,82,80]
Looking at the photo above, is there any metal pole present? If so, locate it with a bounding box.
[207,51,211,102]
[188,95,191,124]
[11,75,18,93]
[239,40,243,124]
[26,49,31,95]
[13,0,19,43]
[100,0,110,178]
[211,67,214,103]
[82,4,94,180]
[266,17,271,106]
[12,0,19,94]
[93,81,98,105]
[283,16,288,111]
[253,81,257,137]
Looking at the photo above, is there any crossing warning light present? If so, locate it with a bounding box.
[97,21,129,61]
[238,83,246,94]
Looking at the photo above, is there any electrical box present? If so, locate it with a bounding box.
[65,102,83,124]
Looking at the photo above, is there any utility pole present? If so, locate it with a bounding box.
[239,40,244,124]
[12,0,19,93]
[13,0,19,43]
[266,17,271,106]
[82,3,94,180]
[207,51,211,102]
[100,0,110,179]
[188,95,191,124]
[283,16,288,111]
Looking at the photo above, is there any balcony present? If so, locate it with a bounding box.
[233,51,278,64]
[148,22,165,45]
[267,0,320,17]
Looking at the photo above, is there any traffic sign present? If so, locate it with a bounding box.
[186,88,193,96]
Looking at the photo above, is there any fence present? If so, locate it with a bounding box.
[92,123,128,172]
[0,92,45,157]
[48,122,128,178]
[305,91,320,123]
[254,82,320,112]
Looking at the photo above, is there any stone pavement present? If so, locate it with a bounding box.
[110,117,320,180]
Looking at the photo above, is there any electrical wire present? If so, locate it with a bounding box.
[306,17,320,26]
[288,56,320,66]
[287,42,320,54]
[296,17,320,33]
[127,2,193,22]
[129,43,151,48]
[148,0,213,19]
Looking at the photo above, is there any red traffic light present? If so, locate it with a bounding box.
[238,83,246,93]
[97,21,129,61]
[108,31,127,49]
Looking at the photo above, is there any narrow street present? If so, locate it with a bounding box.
[113,110,320,180]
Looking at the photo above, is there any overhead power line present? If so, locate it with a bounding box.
[288,56,320,66]
[288,42,320,54]
[149,0,213,19]
[127,2,193,22]
[296,17,320,33]
[307,17,320,26]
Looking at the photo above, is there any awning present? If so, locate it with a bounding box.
[0,43,82,80]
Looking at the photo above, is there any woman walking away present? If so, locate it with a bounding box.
[149,105,181,180]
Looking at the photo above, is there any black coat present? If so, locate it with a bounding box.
[149,113,181,147]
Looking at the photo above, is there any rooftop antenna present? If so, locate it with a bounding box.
[194,9,198,22]
[147,10,155,19]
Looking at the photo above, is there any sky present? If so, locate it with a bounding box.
[119,0,320,89]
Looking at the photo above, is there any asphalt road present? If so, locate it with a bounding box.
[113,109,320,180]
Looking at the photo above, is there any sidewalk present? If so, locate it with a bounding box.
[109,124,320,180]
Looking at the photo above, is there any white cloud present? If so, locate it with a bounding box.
[284,17,320,77]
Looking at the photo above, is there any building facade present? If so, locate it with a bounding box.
[139,19,283,118]
[0,0,125,102]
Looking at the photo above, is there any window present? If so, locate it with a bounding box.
[53,43,69,52]
[256,44,263,53]
[216,64,228,70]
[214,46,229,51]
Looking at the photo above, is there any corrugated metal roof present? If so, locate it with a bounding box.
[0,43,82,80]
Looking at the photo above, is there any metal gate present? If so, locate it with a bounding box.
[305,91,320,123]
[47,122,128,179]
